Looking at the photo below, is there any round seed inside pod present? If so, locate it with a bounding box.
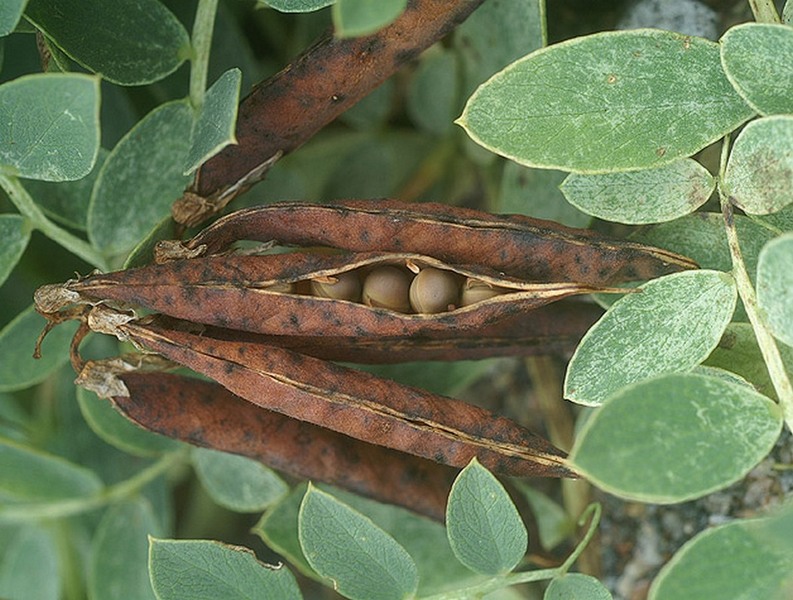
[362,266,412,312]
[409,268,459,314]
[310,270,362,302]
[460,278,507,306]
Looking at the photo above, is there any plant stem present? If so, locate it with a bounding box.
[189,0,219,111]
[0,447,189,521]
[748,0,781,23]
[0,174,109,271]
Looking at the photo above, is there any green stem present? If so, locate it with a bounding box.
[189,0,220,111]
[0,174,109,271]
[0,448,189,522]
[559,502,601,573]
[748,0,781,23]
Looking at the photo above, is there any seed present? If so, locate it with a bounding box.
[409,268,459,314]
[311,270,362,302]
[362,266,412,312]
[460,278,506,306]
[262,282,295,293]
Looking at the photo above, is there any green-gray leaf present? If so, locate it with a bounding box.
[185,68,241,176]
[560,159,714,224]
[0,526,59,600]
[0,73,99,181]
[149,538,302,600]
[720,23,793,116]
[459,29,754,173]
[0,0,27,36]
[263,0,334,12]
[649,506,793,599]
[446,458,528,575]
[25,0,188,86]
[407,49,460,136]
[298,485,418,600]
[565,270,737,406]
[89,499,160,600]
[570,373,782,503]
[332,0,407,38]
[88,100,193,258]
[0,214,30,287]
[756,233,793,347]
[723,115,793,215]
[77,387,181,457]
[545,573,613,600]
[191,447,287,513]
[0,305,78,392]
[0,436,102,503]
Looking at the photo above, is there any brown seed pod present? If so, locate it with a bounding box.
[310,270,361,302]
[362,266,412,312]
[409,267,459,314]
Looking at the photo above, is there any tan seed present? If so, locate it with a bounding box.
[311,270,362,301]
[409,268,459,314]
[460,278,506,306]
[362,266,412,312]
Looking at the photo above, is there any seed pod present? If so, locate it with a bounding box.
[310,270,361,301]
[362,266,412,312]
[461,278,507,306]
[410,268,459,313]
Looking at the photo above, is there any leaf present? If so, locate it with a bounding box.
[756,233,793,347]
[565,270,737,406]
[649,506,793,600]
[89,499,160,600]
[88,100,193,258]
[720,23,793,116]
[723,115,793,215]
[77,387,181,457]
[446,458,528,575]
[149,538,302,600]
[750,202,793,235]
[0,526,59,600]
[458,29,754,173]
[263,0,334,12]
[498,162,591,229]
[511,482,571,551]
[406,49,460,135]
[0,305,78,392]
[0,73,99,181]
[191,447,288,513]
[25,0,188,86]
[0,436,102,503]
[0,214,30,287]
[560,159,714,224]
[298,484,418,600]
[545,573,613,600]
[569,373,782,503]
[184,68,241,176]
[25,148,108,230]
[0,0,26,36]
[332,0,407,38]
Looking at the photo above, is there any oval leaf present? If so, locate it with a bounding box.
[560,159,714,224]
[0,0,26,36]
[149,538,302,600]
[459,29,754,173]
[0,526,59,600]
[565,270,737,406]
[570,373,783,503]
[191,447,288,513]
[446,458,528,575]
[184,68,241,176]
[88,100,193,258]
[298,485,418,600]
[89,499,161,600]
[0,437,102,503]
[332,0,407,38]
[721,23,793,116]
[25,0,188,86]
[723,115,793,215]
[649,506,793,600]
[0,306,78,392]
[545,573,613,600]
[0,214,30,287]
[264,0,334,12]
[0,73,99,181]
[756,233,793,347]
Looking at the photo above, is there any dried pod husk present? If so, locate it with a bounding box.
[174,200,697,284]
[114,319,576,479]
[103,369,456,521]
[66,251,624,338]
